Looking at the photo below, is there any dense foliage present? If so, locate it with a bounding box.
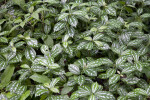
[0,0,150,100]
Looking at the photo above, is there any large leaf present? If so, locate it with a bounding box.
[30,73,51,83]
[0,65,15,87]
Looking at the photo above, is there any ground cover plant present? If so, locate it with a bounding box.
[0,0,150,100]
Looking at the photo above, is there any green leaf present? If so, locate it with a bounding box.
[127,91,139,98]
[20,64,30,69]
[26,38,38,47]
[0,37,8,43]
[44,24,51,34]
[51,44,62,58]
[35,89,48,97]
[31,65,46,72]
[87,58,113,68]
[0,31,10,36]
[77,42,87,50]
[77,75,85,86]
[68,16,78,27]
[48,63,60,69]
[0,65,15,86]
[134,88,147,96]
[84,68,97,76]
[64,46,73,56]
[68,64,80,75]
[88,95,96,100]
[116,56,127,67]
[40,45,50,55]
[61,86,73,95]
[97,0,106,6]
[54,22,66,32]
[25,47,36,61]
[135,62,143,72]
[72,10,87,16]
[58,13,69,21]
[31,12,39,20]
[20,90,31,100]
[122,77,140,85]
[50,87,59,93]
[122,66,136,74]
[106,6,116,16]
[117,96,127,100]
[106,68,116,78]
[137,45,148,56]
[30,73,51,83]
[117,87,128,96]
[109,74,120,85]
[94,41,103,47]
[43,35,54,48]
[95,91,115,100]
[91,82,99,93]
[76,85,91,97]
[141,13,150,18]
[34,57,49,67]
[85,42,93,50]
[93,33,104,41]
[127,39,143,46]
[49,77,60,88]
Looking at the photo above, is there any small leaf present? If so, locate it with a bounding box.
[68,64,80,75]
[122,66,136,74]
[61,86,73,95]
[84,68,97,76]
[40,45,50,55]
[77,42,87,50]
[32,12,39,20]
[116,56,127,67]
[72,10,87,16]
[0,37,8,43]
[20,64,30,69]
[43,35,53,48]
[25,47,36,61]
[88,95,96,100]
[49,77,60,88]
[50,87,59,93]
[77,75,85,86]
[95,91,115,100]
[58,13,69,21]
[94,41,103,47]
[68,16,78,27]
[106,6,116,16]
[44,24,51,34]
[106,68,116,78]
[51,44,62,58]
[54,22,66,32]
[34,57,49,67]
[48,63,60,69]
[76,85,91,97]
[20,90,30,100]
[109,74,120,85]
[26,38,38,47]
[85,42,93,50]
[35,89,48,97]
[87,58,113,68]
[135,62,143,72]
[91,82,99,93]
[93,33,104,41]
